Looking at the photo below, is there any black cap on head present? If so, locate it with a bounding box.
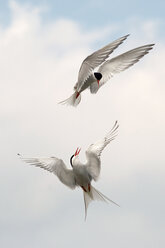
[94,72,102,81]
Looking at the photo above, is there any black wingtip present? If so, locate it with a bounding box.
[123,34,130,39]
[115,120,119,128]
[147,43,155,47]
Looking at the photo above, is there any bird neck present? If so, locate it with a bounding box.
[70,155,74,167]
[72,156,80,167]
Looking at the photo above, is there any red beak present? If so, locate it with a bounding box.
[74,147,81,156]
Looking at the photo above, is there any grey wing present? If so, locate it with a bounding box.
[85,121,119,181]
[76,34,129,92]
[97,44,154,88]
[19,155,76,189]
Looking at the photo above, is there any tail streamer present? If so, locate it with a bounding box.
[59,91,81,107]
[83,185,119,220]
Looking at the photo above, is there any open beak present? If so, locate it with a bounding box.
[74,147,81,156]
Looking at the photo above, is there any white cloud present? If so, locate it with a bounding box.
[0,1,165,248]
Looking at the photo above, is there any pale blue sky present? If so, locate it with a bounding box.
[0,0,165,30]
[0,1,164,248]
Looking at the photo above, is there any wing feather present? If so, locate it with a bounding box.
[76,35,129,91]
[19,155,76,189]
[85,121,119,181]
[98,44,154,88]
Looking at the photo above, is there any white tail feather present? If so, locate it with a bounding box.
[59,91,81,107]
[83,185,119,220]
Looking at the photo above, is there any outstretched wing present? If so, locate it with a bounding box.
[19,155,76,189]
[76,35,129,92]
[98,44,154,88]
[85,121,119,181]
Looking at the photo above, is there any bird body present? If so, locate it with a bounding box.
[72,161,92,188]
[19,121,119,219]
[59,35,154,106]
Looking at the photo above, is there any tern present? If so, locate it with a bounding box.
[18,121,119,219]
[60,35,154,107]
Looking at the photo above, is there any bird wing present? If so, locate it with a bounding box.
[19,155,76,189]
[85,121,119,181]
[97,44,154,88]
[76,35,129,92]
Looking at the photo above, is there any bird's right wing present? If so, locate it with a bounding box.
[98,44,155,87]
[90,44,154,93]
[76,35,129,92]
[85,121,119,181]
[19,155,76,189]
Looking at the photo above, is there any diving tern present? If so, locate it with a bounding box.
[18,121,119,219]
[60,35,154,107]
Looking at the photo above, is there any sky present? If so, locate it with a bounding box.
[0,1,165,248]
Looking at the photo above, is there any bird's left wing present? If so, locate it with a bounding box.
[19,155,76,189]
[85,121,119,181]
[96,44,154,89]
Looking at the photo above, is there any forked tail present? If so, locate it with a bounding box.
[83,185,119,220]
[59,91,81,107]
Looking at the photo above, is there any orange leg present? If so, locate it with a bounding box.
[76,92,80,99]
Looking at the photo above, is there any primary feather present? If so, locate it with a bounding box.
[96,44,154,90]
[85,120,119,181]
[20,156,76,189]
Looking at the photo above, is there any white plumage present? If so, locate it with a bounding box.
[60,35,154,106]
[19,121,119,219]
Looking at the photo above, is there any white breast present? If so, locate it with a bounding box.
[73,165,91,186]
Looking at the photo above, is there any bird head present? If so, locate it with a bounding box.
[94,72,102,86]
[70,147,81,167]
